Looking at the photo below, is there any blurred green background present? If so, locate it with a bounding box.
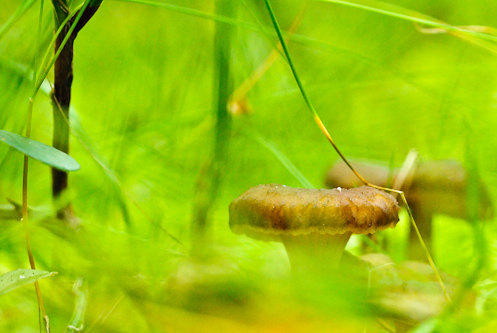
[2,0,497,331]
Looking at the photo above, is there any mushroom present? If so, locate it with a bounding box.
[229,184,400,274]
[325,159,494,260]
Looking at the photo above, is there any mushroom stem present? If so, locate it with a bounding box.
[282,232,352,274]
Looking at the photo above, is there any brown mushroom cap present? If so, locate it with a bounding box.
[229,184,400,242]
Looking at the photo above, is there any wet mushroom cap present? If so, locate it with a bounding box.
[229,184,400,242]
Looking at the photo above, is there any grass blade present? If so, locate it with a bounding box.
[252,132,315,189]
[0,0,38,40]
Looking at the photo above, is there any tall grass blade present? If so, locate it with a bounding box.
[191,0,235,252]
[263,0,451,302]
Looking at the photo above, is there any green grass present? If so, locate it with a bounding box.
[2,0,497,331]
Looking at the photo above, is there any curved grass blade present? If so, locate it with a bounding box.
[317,0,497,53]
[66,278,87,332]
[116,0,251,27]
[0,269,56,296]
[0,129,80,172]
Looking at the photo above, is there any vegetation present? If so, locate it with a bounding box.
[1,0,497,331]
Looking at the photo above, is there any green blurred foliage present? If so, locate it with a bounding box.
[1,0,497,331]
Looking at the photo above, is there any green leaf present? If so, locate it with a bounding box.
[0,129,81,172]
[0,269,57,296]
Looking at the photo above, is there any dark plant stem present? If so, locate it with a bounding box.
[50,0,101,220]
[51,12,73,217]
[191,0,234,254]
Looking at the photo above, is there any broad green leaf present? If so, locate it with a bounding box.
[0,269,57,296]
[0,129,81,172]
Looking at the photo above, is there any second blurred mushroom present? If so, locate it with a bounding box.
[325,159,494,260]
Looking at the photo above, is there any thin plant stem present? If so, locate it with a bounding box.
[262,0,451,303]
[23,99,50,332]
[396,191,451,302]
[18,1,101,330]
